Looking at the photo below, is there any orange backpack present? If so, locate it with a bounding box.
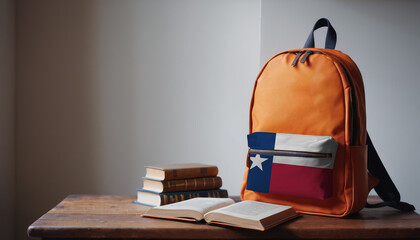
[240,18,414,217]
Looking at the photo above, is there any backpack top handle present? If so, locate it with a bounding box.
[304,18,337,49]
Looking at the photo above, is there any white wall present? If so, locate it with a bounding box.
[260,0,420,209]
[0,0,15,239]
[16,1,261,239]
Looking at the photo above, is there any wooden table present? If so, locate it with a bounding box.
[28,195,420,239]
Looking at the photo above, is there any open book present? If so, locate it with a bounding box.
[142,197,300,231]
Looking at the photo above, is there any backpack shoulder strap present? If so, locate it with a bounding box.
[366,132,415,211]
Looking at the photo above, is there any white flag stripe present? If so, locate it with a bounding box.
[274,133,337,153]
[273,156,334,169]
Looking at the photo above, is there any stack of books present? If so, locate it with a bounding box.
[135,163,228,207]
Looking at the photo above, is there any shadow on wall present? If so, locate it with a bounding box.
[17,1,108,240]
[17,1,260,240]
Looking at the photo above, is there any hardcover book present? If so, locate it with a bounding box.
[144,163,218,180]
[142,197,300,231]
[135,188,228,207]
[143,176,223,193]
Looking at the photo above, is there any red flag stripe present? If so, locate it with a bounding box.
[269,163,333,200]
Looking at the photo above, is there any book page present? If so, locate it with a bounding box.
[154,197,234,215]
[207,200,292,221]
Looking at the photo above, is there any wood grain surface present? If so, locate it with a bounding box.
[28,195,420,239]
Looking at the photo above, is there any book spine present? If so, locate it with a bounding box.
[164,166,218,180]
[160,189,228,205]
[161,177,222,192]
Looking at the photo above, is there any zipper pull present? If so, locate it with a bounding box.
[291,51,303,67]
[300,50,313,64]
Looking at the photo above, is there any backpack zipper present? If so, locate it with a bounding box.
[291,50,323,67]
[336,62,357,145]
[291,51,304,67]
[250,149,332,158]
[300,50,314,63]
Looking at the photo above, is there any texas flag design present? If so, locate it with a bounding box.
[246,132,338,200]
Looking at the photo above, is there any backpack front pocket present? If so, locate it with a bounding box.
[246,132,338,200]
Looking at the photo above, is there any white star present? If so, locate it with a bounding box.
[250,154,268,171]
